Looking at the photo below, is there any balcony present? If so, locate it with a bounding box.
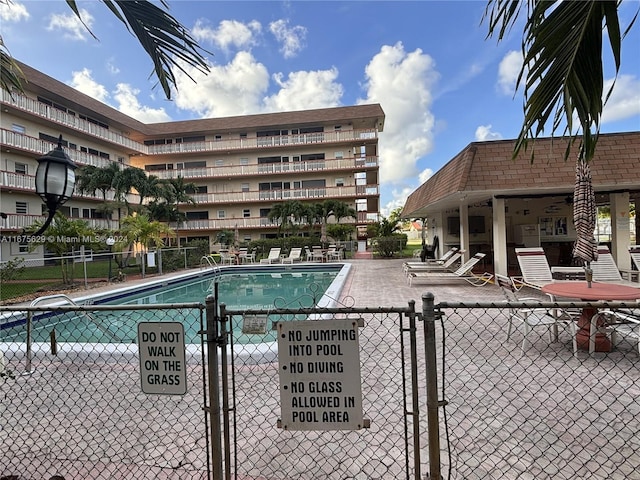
[1,129,119,170]
[188,184,378,205]
[2,90,146,154]
[0,170,140,203]
[3,89,380,158]
[0,213,112,231]
[150,156,379,180]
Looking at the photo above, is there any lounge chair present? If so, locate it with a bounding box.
[425,246,459,264]
[513,247,582,290]
[407,253,493,286]
[591,245,640,285]
[281,247,303,264]
[403,251,464,276]
[631,245,640,272]
[260,247,281,264]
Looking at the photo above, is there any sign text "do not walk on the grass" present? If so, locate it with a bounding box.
[138,322,187,395]
[277,319,364,431]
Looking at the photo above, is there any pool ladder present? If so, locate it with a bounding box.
[30,294,125,343]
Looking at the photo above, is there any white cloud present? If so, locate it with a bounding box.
[67,68,110,104]
[173,52,270,117]
[381,186,416,218]
[192,19,261,52]
[418,167,434,185]
[358,42,439,185]
[475,125,503,141]
[46,8,93,41]
[113,84,172,123]
[497,50,523,96]
[264,69,343,112]
[602,74,640,124]
[0,1,29,22]
[269,19,307,58]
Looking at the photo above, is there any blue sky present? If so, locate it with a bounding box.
[2,1,639,216]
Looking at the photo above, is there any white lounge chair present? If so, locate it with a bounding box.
[591,245,640,286]
[403,251,464,276]
[281,247,303,264]
[513,247,582,290]
[407,253,493,286]
[260,248,281,264]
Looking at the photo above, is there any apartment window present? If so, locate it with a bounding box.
[335,151,344,159]
[243,209,250,218]
[241,183,250,192]
[336,178,345,187]
[12,123,26,134]
[15,202,28,214]
[82,208,91,218]
[215,159,224,167]
[240,158,249,166]
[71,208,80,218]
[14,162,28,175]
[217,210,226,219]
[214,135,222,142]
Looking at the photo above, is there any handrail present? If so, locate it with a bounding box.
[29,294,125,342]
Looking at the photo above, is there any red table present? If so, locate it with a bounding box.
[542,282,640,352]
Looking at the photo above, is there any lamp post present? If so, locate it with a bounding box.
[106,236,115,282]
[32,135,77,236]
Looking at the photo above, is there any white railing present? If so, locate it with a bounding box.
[0,214,112,231]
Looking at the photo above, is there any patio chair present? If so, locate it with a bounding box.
[325,245,342,262]
[513,247,585,290]
[631,245,640,272]
[281,247,303,264]
[239,248,256,264]
[309,246,325,262]
[219,250,236,265]
[495,274,577,357]
[407,253,493,286]
[591,245,640,285]
[403,251,464,276]
[260,247,281,264]
[589,302,640,355]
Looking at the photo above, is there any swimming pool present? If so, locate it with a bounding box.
[0,263,351,346]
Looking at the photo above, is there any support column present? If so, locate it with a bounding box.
[492,197,508,276]
[610,192,631,270]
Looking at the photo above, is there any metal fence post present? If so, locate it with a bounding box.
[422,292,442,480]
[205,295,224,479]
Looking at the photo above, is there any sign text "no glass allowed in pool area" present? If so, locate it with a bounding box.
[277,319,365,431]
[138,322,187,395]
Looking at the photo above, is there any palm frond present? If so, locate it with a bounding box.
[485,0,631,164]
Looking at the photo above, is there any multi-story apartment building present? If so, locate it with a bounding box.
[1,61,383,260]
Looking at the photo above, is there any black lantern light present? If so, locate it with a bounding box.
[32,135,77,236]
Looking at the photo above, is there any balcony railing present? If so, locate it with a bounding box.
[175,217,366,231]
[1,90,147,154]
[151,156,379,180]
[0,170,141,203]
[3,89,380,158]
[0,214,112,231]
[188,184,378,205]
[1,129,118,170]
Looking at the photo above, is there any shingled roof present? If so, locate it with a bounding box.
[402,131,640,218]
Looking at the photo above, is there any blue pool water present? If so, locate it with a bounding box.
[1,264,349,345]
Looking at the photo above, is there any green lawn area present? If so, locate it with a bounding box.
[0,281,59,301]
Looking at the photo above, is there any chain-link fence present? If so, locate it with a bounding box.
[2,296,639,479]
[430,298,640,480]
[1,303,209,480]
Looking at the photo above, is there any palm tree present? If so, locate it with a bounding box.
[312,200,357,245]
[112,166,148,217]
[161,176,196,245]
[484,1,637,163]
[268,200,306,237]
[75,162,120,228]
[1,0,210,99]
[118,214,175,277]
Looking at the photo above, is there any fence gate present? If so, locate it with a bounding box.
[215,298,425,480]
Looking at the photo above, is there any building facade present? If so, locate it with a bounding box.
[1,61,383,261]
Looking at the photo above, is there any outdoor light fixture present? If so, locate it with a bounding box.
[32,135,77,236]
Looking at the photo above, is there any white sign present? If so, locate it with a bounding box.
[138,322,187,395]
[277,319,364,431]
